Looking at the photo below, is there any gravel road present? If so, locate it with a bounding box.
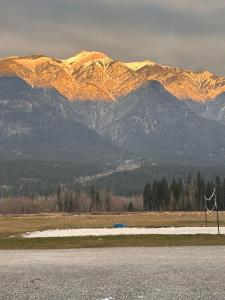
[0,246,225,299]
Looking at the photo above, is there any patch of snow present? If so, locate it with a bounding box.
[0,56,19,61]
[22,227,225,238]
[125,60,155,71]
[63,50,112,67]
[64,51,94,64]
[74,159,141,185]
[16,56,58,71]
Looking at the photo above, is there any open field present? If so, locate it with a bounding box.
[1,212,225,249]
[1,211,225,237]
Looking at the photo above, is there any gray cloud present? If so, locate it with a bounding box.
[0,0,225,75]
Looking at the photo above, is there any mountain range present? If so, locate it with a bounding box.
[1,50,225,102]
[0,51,225,167]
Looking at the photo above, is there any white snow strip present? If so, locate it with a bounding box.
[22,227,225,238]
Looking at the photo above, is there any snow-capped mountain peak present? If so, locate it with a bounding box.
[124,60,155,71]
[63,50,112,66]
[1,50,225,102]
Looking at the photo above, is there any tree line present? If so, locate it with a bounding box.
[56,185,141,213]
[143,172,225,211]
[0,186,142,214]
[1,172,225,214]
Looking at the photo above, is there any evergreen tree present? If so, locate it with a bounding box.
[170,179,181,210]
[152,180,159,211]
[128,201,134,212]
[105,188,112,211]
[215,176,223,211]
[196,172,203,210]
[96,191,101,211]
[90,186,96,212]
[57,184,64,212]
[143,183,151,211]
[161,178,170,211]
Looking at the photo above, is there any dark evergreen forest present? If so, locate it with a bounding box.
[143,173,225,211]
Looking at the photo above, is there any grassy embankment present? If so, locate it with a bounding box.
[1,211,225,249]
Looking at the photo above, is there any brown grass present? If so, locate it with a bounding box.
[1,211,225,238]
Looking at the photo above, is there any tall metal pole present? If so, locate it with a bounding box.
[215,194,220,235]
[216,209,220,235]
[205,207,208,227]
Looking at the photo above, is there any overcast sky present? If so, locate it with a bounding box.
[1,0,225,75]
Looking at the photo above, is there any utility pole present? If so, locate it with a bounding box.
[215,194,220,235]
[204,205,208,227]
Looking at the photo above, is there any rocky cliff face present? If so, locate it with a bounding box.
[137,64,225,101]
[1,50,225,102]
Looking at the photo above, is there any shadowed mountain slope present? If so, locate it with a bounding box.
[0,76,123,162]
[71,81,225,163]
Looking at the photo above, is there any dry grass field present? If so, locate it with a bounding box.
[1,211,225,237]
[1,211,225,249]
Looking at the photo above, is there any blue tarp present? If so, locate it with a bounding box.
[113,223,126,228]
